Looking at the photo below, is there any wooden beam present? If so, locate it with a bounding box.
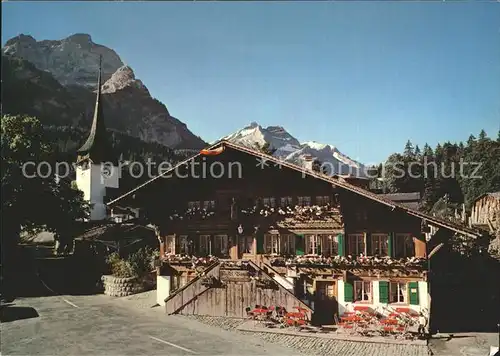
[428,243,445,259]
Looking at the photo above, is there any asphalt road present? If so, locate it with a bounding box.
[1,293,300,355]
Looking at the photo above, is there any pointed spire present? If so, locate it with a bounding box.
[77,55,114,164]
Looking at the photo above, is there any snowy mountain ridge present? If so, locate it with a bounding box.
[223,122,367,177]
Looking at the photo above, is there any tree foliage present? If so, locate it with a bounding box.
[1,115,89,243]
[378,129,500,216]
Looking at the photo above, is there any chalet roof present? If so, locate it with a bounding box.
[379,192,421,201]
[75,222,156,242]
[108,140,483,238]
[473,192,500,203]
[379,192,421,210]
[77,55,114,164]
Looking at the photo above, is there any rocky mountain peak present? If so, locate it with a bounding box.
[2,33,124,88]
[225,123,366,176]
[4,34,36,47]
[102,65,148,94]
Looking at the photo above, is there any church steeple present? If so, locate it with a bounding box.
[77,55,113,164]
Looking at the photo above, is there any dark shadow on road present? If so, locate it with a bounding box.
[0,305,39,323]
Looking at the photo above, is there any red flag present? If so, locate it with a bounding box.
[200,146,225,156]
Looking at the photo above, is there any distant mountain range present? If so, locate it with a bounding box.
[224,122,366,176]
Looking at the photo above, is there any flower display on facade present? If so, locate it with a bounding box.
[168,207,216,221]
[241,204,340,221]
[269,255,426,269]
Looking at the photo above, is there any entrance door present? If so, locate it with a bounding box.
[314,281,338,325]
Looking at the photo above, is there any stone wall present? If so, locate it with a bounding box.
[102,275,146,297]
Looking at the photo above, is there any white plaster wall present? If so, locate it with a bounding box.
[335,279,428,317]
[418,281,429,313]
[76,163,116,221]
[372,281,380,305]
[337,280,347,315]
[157,275,171,306]
[76,165,92,201]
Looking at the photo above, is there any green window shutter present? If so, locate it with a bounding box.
[388,233,393,257]
[344,281,353,302]
[379,281,389,303]
[295,234,304,255]
[408,282,419,305]
[337,233,344,256]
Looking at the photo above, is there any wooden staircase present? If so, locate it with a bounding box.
[164,261,221,315]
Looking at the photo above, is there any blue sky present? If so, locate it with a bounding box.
[3,2,499,164]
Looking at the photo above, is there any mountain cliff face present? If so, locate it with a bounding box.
[224,122,367,177]
[2,33,206,149]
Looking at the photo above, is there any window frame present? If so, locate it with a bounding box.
[370,233,389,256]
[165,235,176,255]
[199,235,212,255]
[297,196,311,206]
[280,196,293,207]
[315,195,330,205]
[321,235,338,257]
[348,234,365,256]
[354,280,372,303]
[305,234,321,255]
[176,235,190,255]
[389,282,408,304]
[213,234,228,256]
[264,234,280,255]
[202,200,216,210]
[262,197,276,207]
[394,233,415,258]
[280,234,295,255]
[187,201,201,209]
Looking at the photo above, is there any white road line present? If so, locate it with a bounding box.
[62,298,79,308]
[148,336,197,354]
[37,272,79,308]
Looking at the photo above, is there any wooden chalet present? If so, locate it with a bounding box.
[108,140,483,325]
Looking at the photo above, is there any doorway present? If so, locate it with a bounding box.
[314,280,338,325]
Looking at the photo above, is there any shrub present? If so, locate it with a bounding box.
[106,247,158,278]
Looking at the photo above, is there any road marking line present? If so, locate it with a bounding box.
[37,272,79,308]
[62,298,79,308]
[148,336,197,354]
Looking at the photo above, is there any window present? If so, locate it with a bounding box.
[394,234,415,258]
[199,235,212,255]
[264,234,280,254]
[202,200,216,210]
[165,235,176,255]
[187,201,201,209]
[280,235,295,255]
[316,281,335,301]
[213,235,228,256]
[262,197,276,207]
[306,235,320,255]
[316,196,330,205]
[348,234,365,256]
[321,235,338,257]
[371,234,389,256]
[389,282,408,304]
[280,196,293,207]
[297,196,311,206]
[238,236,253,254]
[354,281,372,302]
[176,235,190,255]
